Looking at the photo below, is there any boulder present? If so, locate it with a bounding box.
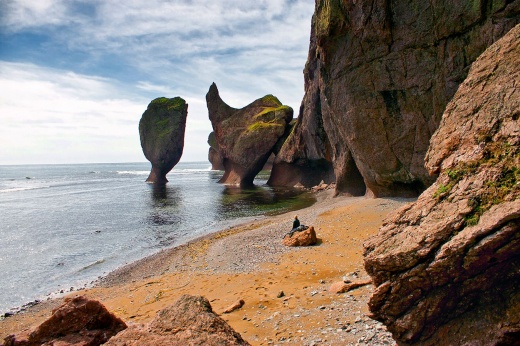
[139,97,188,183]
[363,24,520,345]
[282,226,317,247]
[272,0,520,197]
[206,83,293,187]
[3,296,126,346]
[105,295,250,346]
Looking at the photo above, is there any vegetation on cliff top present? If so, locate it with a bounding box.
[150,97,186,112]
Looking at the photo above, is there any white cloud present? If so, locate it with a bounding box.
[0,0,70,31]
[0,0,315,164]
[0,62,149,164]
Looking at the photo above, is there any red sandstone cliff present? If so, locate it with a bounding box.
[270,0,520,197]
[364,23,520,345]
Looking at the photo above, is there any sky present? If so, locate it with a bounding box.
[0,0,315,165]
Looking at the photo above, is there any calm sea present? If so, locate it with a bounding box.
[0,162,314,315]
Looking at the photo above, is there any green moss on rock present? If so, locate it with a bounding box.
[150,97,186,112]
[256,105,292,117]
[438,141,520,225]
[260,94,282,106]
[247,121,284,133]
[315,0,346,39]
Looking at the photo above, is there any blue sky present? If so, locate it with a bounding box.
[0,0,314,164]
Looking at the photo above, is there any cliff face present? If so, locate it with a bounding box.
[139,97,188,183]
[206,83,293,187]
[364,24,520,345]
[272,0,520,196]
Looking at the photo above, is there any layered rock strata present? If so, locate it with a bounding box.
[139,97,188,183]
[272,0,520,196]
[105,295,250,345]
[364,24,520,345]
[206,83,293,187]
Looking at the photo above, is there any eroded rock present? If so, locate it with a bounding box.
[139,97,188,183]
[273,0,520,197]
[364,24,520,345]
[206,83,293,187]
[105,295,250,346]
[3,296,126,346]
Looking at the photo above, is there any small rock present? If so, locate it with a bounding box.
[223,299,245,314]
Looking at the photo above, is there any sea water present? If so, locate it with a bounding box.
[0,162,315,315]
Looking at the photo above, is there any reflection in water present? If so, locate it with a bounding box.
[218,185,315,217]
[147,184,182,225]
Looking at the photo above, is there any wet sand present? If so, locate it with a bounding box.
[0,191,412,345]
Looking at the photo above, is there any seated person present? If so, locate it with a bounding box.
[285,216,308,238]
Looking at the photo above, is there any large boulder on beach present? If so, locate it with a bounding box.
[206,83,293,187]
[139,97,188,183]
[363,24,520,345]
[271,0,520,197]
[105,295,250,346]
[282,226,317,247]
[3,296,126,346]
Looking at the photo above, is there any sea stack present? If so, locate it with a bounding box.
[139,97,188,183]
[206,83,293,187]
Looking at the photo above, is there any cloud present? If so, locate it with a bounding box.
[0,62,148,164]
[0,1,315,164]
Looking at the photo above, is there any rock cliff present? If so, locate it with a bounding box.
[364,24,520,345]
[272,0,520,196]
[139,97,188,183]
[206,83,293,187]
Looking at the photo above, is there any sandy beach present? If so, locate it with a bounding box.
[0,191,412,345]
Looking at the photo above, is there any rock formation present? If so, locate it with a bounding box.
[105,295,250,346]
[271,0,520,197]
[139,97,188,183]
[208,132,225,170]
[3,296,126,346]
[364,24,520,345]
[206,83,293,187]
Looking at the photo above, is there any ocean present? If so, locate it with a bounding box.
[0,162,315,315]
